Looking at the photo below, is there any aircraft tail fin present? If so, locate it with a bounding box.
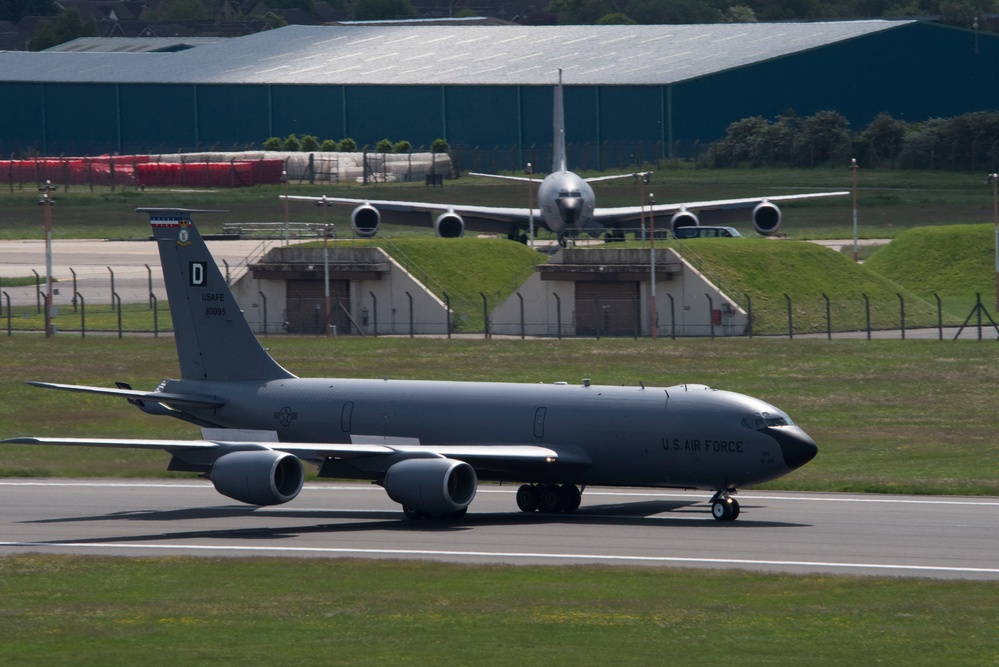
[554,69,567,173]
[139,208,294,382]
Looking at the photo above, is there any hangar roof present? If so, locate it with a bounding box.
[0,21,911,86]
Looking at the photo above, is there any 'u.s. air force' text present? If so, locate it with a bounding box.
[663,438,744,453]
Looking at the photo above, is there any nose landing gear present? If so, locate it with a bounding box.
[710,490,740,522]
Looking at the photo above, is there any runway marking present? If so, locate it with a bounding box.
[1,541,997,576]
[2,481,997,506]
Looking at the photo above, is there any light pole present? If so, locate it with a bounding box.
[851,158,859,262]
[38,180,56,337]
[320,195,331,336]
[648,192,657,340]
[526,162,534,249]
[989,173,999,311]
[282,170,289,245]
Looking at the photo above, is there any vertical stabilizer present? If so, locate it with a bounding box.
[554,69,567,173]
[139,209,294,382]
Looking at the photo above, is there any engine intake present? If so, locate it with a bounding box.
[351,204,380,238]
[434,212,465,238]
[211,450,304,506]
[384,457,477,515]
[670,210,699,236]
[753,201,782,236]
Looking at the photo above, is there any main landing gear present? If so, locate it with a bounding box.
[516,483,581,514]
[710,490,740,522]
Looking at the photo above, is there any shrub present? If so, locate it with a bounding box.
[263,136,281,151]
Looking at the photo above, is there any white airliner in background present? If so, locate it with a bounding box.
[285,72,847,244]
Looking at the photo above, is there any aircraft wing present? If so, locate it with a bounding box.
[283,195,535,235]
[1,436,581,473]
[593,191,848,226]
[25,381,225,408]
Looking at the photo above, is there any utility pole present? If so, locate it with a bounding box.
[38,180,56,337]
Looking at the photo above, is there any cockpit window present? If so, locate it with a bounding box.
[558,190,582,197]
[741,412,793,430]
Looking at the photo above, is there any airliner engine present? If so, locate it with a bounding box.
[351,204,380,238]
[752,201,782,236]
[383,458,477,516]
[434,212,465,238]
[211,450,304,506]
[670,209,699,236]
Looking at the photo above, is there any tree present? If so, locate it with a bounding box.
[393,140,412,153]
[374,138,393,153]
[1,0,56,23]
[596,12,636,23]
[795,110,851,166]
[431,138,450,153]
[338,138,357,151]
[144,0,213,20]
[549,0,617,23]
[299,134,320,152]
[263,137,282,150]
[320,139,337,151]
[28,8,96,51]
[282,134,300,151]
[349,0,416,20]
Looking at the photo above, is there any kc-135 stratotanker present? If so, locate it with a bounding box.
[4,210,817,521]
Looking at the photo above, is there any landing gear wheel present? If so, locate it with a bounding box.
[559,484,581,513]
[711,497,740,522]
[538,483,564,513]
[402,505,425,520]
[516,484,540,513]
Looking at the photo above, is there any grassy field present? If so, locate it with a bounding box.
[1,556,996,666]
[0,167,994,241]
[1,335,997,495]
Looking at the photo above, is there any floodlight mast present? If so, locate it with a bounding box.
[38,180,57,338]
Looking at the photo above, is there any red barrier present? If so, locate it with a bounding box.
[2,156,282,189]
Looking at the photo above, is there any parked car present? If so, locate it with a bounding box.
[673,226,743,239]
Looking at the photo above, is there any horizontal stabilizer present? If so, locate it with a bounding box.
[26,381,225,408]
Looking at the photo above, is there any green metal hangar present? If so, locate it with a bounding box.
[1,20,996,165]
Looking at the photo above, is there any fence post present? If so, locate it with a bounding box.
[223,259,230,285]
[151,294,157,337]
[70,268,77,312]
[863,293,871,340]
[77,293,85,338]
[823,293,831,340]
[406,291,414,338]
[934,292,942,340]
[258,292,267,336]
[443,291,451,339]
[553,293,562,340]
[4,292,9,336]
[146,264,153,308]
[480,292,490,339]
[784,293,793,340]
[517,292,525,339]
[896,293,906,339]
[33,269,40,314]
[668,294,675,340]
[744,293,752,339]
[113,293,122,338]
[369,291,378,337]
[706,293,714,340]
[108,267,115,310]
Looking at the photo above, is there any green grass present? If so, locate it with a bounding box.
[0,556,996,666]
[0,168,994,241]
[2,336,999,496]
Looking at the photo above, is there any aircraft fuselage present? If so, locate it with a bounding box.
[537,171,596,235]
[162,376,816,491]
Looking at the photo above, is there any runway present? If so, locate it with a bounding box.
[1,479,997,580]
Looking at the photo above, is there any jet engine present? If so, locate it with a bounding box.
[383,457,477,515]
[670,209,699,236]
[351,204,380,238]
[752,201,782,236]
[211,450,304,506]
[434,212,465,238]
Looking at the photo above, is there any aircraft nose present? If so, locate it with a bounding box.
[557,197,582,225]
[769,426,818,470]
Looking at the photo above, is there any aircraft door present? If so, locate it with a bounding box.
[534,407,547,438]
[341,401,353,432]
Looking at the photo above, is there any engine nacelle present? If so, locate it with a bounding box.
[434,212,465,238]
[753,201,782,236]
[670,209,699,236]
[351,204,380,238]
[383,457,477,515]
[211,450,304,506]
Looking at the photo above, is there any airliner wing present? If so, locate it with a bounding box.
[593,191,848,225]
[283,194,536,234]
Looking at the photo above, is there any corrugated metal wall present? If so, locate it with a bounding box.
[2,23,998,166]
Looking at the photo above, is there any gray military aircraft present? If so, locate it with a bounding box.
[3,209,817,521]
[284,71,847,245]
